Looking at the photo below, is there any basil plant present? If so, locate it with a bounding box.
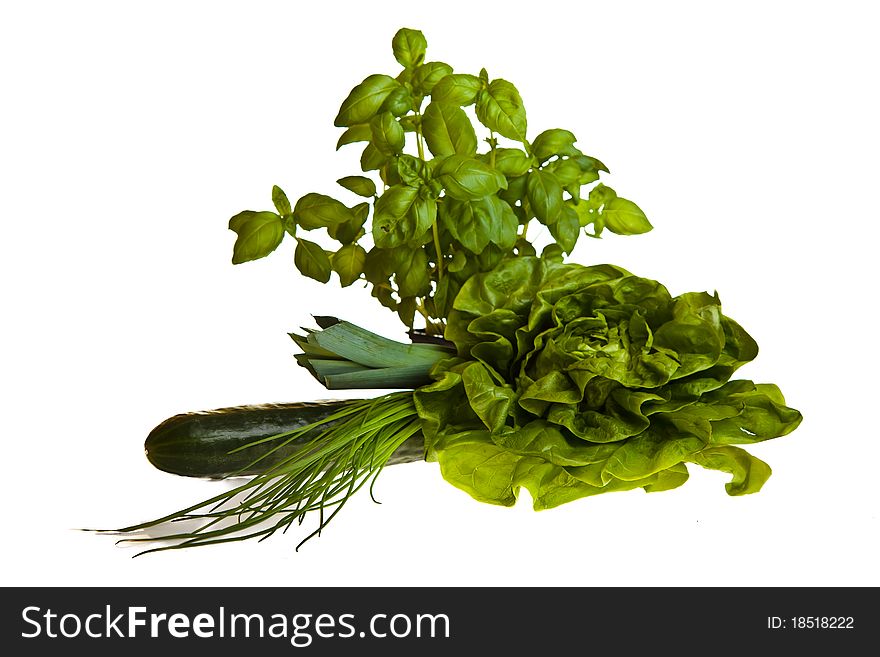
[228,28,650,335]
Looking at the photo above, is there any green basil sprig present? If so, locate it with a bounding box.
[227,28,650,335]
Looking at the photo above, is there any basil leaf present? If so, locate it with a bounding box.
[477,243,504,272]
[544,158,581,186]
[603,197,653,235]
[410,193,438,238]
[362,246,393,285]
[526,169,563,224]
[499,173,528,206]
[294,238,332,283]
[397,154,429,186]
[369,111,405,155]
[475,79,527,142]
[588,183,618,210]
[380,161,402,188]
[331,242,367,287]
[491,148,532,177]
[515,237,536,257]
[360,142,387,172]
[372,184,422,248]
[430,73,483,106]
[392,27,427,69]
[574,154,608,184]
[395,247,431,297]
[412,61,454,96]
[441,199,487,254]
[282,214,297,238]
[422,102,478,157]
[434,155,507,200]
[293,193,355,230]
[569,198,602,236]
[372,285,398,311]
[397,296,418,327]
[380,85,414,117]
[353,201,370,223]
[442,196,516,254]
[531,128,578,161]
[327,202,368,245]
[336,175,377,198]
[548,205,580,254]
[271,185,291,216]
[336,124,372,150]
[448,249,467,273]
[432,275,461,319]
[576,154,609,174]
[490,199,518,250]
[334,74,400,127]
[228,211,284,264]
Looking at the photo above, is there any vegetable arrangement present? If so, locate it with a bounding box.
[106,28,801,554]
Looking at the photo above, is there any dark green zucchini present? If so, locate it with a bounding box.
[145,399,425,479]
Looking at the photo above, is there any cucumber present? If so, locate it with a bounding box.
[145,400,425,479]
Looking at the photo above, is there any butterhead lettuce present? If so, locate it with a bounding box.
[414,257,801,508]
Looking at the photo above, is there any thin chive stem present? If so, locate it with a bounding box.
[105,392,422,554]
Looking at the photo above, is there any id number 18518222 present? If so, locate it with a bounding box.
[767,617,854,630]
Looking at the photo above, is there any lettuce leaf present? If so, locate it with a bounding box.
[416,256,802,508]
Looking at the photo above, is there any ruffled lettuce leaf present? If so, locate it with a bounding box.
[432,427,692,510]
[417,256,802,508]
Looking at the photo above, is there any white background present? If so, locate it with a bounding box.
[2,0,878,587]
